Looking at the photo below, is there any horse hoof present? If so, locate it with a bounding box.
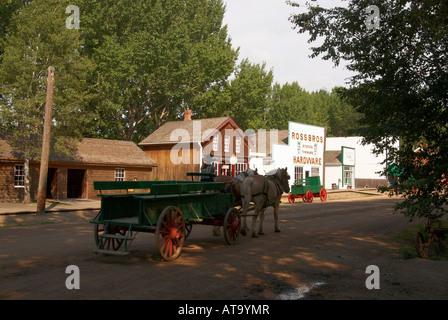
[252,234,258,238]
[275,229,281,233]
[258,232,264,236]
[241,229,246,236]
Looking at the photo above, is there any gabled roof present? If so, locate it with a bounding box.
[0,136,157,168]
[139,116,251,146]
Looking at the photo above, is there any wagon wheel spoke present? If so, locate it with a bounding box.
[320,188,327,202]
[93,213,126,251]
[307,190,314,203]
[224,208,241,245]
[156,206,185,261]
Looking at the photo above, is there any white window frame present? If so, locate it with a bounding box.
[14,164,25,188]
[115,168,125,181]
[311,167,320,177]
[294,166,303,184]
[224,135,230,153]
[235,136,241,154]
[213,134,219,152]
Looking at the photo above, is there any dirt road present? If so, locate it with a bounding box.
[1,196,447,301]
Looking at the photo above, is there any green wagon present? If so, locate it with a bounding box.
[287,176,327,203]
[90,174,240,261]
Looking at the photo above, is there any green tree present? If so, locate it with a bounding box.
[225,59,274,131]
[289,0,448,221]
[77,0,238,142]
[0,0,92,203]
[267,81,310,130]
[327,87,362,137]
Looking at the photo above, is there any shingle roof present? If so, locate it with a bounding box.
[0,136,157,167]
[248,130,289,156]
[139,117,244,145]
[324,150,342,165]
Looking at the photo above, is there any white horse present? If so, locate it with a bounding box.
[240,168,290,238]
[213,168,259,236]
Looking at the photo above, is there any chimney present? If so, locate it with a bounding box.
[184,109,192,121]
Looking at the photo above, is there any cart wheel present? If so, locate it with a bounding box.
[306,190,314,203]
[93,212,127,251]
[288,193,295,204]
[414,232,428,258]
[156,206,186,261]
[319,188,327,202]
[224,208,241,245]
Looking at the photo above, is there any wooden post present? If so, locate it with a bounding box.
[37,66,55,215]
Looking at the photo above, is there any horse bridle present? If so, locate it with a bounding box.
[266,170,288,195]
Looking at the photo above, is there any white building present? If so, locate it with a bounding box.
[249,122,326,188]
[324,136,390,190]
[249,123,393,190]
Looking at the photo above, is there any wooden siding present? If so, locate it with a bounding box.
[0,161,154,202]
[142,143,201,181]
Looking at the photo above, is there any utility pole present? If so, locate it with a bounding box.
[37,66,55,215]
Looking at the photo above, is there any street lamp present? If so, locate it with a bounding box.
[230,154,237,178]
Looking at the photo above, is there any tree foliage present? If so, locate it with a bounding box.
[267,82,360,136]
[77,0,238,142]
[0,0,92,157]
[289,0,448,220]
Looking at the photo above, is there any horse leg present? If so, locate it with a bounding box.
[258,207,267,236]
[273,202,281,233]
[240,196,250,236]
[251,211,259,238]
[251,202,264,238]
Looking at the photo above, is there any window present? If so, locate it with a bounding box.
[14,165,25,187]
[213,134,219,152]
[224,135,230,153]
[115,168,125,181]
[343,166,353,186]
[294,166,303,184]
[311,167,319,177]
[235,137,241,153]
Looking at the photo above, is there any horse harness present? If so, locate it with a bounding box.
[243,174,284,208]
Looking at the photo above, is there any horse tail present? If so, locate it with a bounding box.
[240,177,254,212]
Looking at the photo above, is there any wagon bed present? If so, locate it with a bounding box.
[91,178,240,261]
[288,176,327,203]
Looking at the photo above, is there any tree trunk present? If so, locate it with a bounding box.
[23,157,31,204]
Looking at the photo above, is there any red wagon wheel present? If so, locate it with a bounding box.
[306,190,314,203]
[156,206,186,261]
[93,213,127,251]
[288,192,295,204]
[319,188,327,202]
[224,207,241,245]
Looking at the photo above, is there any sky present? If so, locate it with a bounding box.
[222,0,355,92]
